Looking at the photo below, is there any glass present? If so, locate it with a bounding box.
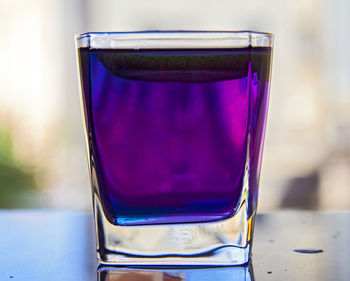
[75,31,273,266]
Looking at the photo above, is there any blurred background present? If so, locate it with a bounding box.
[0,0,349,212]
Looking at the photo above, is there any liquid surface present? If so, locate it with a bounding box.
[78,47,272,225]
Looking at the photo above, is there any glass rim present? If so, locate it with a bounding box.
[75,30,274,49]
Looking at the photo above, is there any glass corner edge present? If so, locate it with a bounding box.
[250,31,274,47]
[75,32,91,48]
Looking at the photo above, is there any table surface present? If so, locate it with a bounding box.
[0,210,349,281]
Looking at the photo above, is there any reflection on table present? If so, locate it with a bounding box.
[97,265,253,281]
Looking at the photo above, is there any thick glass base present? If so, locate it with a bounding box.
[94,193,254,266]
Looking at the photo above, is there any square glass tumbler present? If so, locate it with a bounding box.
[76,31,273,266]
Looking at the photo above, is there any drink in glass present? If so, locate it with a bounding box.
[76,31,273,266]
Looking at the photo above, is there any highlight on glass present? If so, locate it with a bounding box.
[76,31,273,266]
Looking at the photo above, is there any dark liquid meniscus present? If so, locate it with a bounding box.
[78,47,272,226]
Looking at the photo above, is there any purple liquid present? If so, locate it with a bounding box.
[78,47,272,226]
